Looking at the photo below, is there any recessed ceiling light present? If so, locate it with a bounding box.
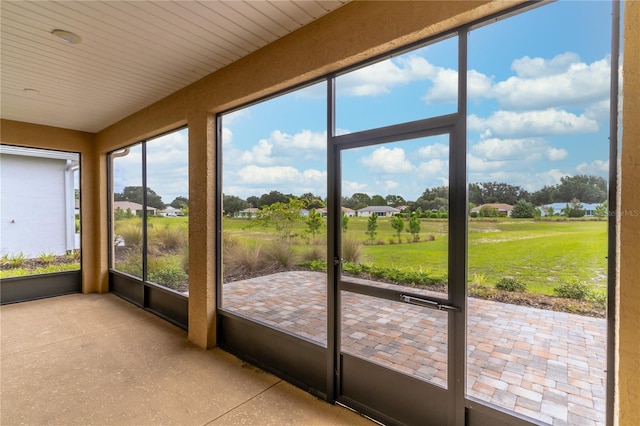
[51,29,82,44]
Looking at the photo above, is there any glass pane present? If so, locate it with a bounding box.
[466,2,610,425]
[340,135,449,299]
[146,128,189,293]
[336,36,457,134]
[0,146,81,277]
[111,143,143,278]
[341,292,448,388]
[220,82,328,346]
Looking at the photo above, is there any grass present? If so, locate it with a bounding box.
[223,216,607,297]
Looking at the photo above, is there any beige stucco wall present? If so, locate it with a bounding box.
[0,119,104,293]
[618,2,640,425]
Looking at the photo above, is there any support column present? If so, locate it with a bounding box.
[187,112,217,348]
[617,2,640,424]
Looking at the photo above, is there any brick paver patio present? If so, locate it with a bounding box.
[222,271,606,426]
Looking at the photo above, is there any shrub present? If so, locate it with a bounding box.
[495,277,527,292]
[511,199,536,218]
[148,265,187,290]
[301,245,325,263]
[265,242,296,269]
[554,279,592,300]
[342,238,362,263]
[38,251,56,265]
[6,252,26,268]
[115,248,143,278]
[117,223,142,247]
[156,225,187,251]
[224,244,267,277]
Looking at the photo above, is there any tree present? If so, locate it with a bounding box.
[531,185,558,206]
[352,193,372,206]
[385,194,406,207]
[366,214,378,244]
[341,210,349,233]
[562,198,586,218]
[594,201,608,218]
[254,198,306,242]
[370,194,386,206]
[556,175,607,204]
[390,215,405,243]
[300,193,325,210]
[223,194,248,216]
[114,186,166,209]
[468,181,528,205]
[511,199,536,218]
[258,190,290,207]
[407,212,421,242]
[170,196,189,209]
[305,208,324,244]
[246,196,260,208]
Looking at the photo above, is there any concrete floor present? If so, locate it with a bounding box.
[0,293,374,426]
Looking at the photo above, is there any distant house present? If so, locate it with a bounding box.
[113,201,157,216]
[471,203,514,217]
[356,206,401,217]
[317,207,356,218]
[159,207,181,217]
[540,202,601,217]
[0,145,79,257]
[235,208,259,218]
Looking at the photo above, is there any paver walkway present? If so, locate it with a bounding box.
[222,271,606,426]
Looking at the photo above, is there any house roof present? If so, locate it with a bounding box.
[357,206,401,213]
[471,203,514,212]
[113,201,156,211]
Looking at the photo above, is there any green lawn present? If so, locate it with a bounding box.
[223,216,608,296]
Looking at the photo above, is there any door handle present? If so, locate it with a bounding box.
[400,294,460,312]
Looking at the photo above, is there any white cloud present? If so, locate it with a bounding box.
[472,137,546,161]
[468,109,598,137]
[576,159,609,175]
[417,159,447,177]
[238,139,273,164]
[546,147,568,161]
[467,153,507,172]
[342,180,368,196]
[418,143,448,159]
[493,54,611,110]
[338,55,435,97]
[221,127,233,145]
[360,146,414,173]
[422,68,457,104]
[511,52,581,78]
[235,165,327,188]
[270,129,326,150]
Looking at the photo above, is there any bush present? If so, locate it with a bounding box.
[511,199,536,218]
[301,245,325,262]
[342,238,362,263]
[117,223,142,247]
[495,277,527,292]
[554,279,592,300]
[6,252,26,268]
[115,248,143,278]
[265,242,296,269]
[148,266,187,290]
[223,244,267,277]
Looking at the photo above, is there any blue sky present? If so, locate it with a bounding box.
[222,1,617,204]
[115,1,617,206]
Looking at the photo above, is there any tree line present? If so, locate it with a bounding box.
[223,174,607,216]
[114,186,188,210]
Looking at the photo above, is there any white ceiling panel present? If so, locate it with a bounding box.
[0,0,348,133]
